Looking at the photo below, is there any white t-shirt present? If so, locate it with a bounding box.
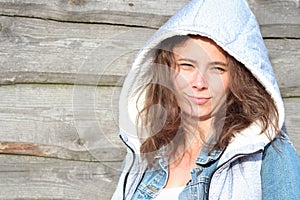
[153,186,185,200]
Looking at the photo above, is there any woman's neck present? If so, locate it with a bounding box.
[182,115,215,143]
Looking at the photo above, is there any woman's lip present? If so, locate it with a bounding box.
[188,96,211,105]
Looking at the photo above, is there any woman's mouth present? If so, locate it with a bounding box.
[188,96,211,105]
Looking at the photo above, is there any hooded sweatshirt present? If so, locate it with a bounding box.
[112,0,299,199]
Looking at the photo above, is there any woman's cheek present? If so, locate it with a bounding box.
[209,75,230,94]
[174,73,190,90]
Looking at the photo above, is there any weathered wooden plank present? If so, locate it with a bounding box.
[0,141,125,162]
[248,1,300,38]
[0,154,122,199]
[0,0,299,37]
[265,39,300,97]
[0,84,126,161]
[0,16,154,86]
[0,16,299,96]
[0,0,189,28]
[1,0,189,28]
[284,98,300,153]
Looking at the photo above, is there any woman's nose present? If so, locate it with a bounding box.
[191,70,207,90]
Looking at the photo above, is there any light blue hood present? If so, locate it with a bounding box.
[119,0,285,152]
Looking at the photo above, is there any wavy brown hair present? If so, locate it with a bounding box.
[137,35,279,166]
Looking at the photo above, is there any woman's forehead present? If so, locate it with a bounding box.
[173,37,227,63]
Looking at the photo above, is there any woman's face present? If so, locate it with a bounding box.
[173,37,230,120]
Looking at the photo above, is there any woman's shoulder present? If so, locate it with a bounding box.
[262,133,300,165]
[261,132,300,199]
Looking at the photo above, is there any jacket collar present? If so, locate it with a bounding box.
[218,122,272,166]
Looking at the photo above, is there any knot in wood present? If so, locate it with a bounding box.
[67,0,86,6]
[76,138,86,146]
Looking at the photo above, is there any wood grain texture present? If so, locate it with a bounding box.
[0,154,122,199]
[248,0,300,38]
[265,39,300,97]
[0,84,126,161]
[0,0,299,37]
[0,141,126,162]
[0,16,299,96]
[0,16,154,86]
[284,98,300,152]
[0,0,189,28]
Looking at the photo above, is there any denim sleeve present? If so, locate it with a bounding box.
[261,134,300,200]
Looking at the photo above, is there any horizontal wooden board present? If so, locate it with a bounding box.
[265,39,300,97]
[0,154,122,199]
[248,1,300,38]
[0,0,188,28]
[0,16,299,97]
[0,84,299,158]
[284,98,300,153]
[0,0,299,37]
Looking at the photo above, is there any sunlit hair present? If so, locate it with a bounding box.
[137,35,279,166]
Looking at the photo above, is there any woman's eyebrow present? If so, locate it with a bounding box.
[209,61,228,66]
[177,58,228,67]
[177,58,197,64]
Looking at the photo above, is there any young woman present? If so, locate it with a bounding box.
[113,0,300,199]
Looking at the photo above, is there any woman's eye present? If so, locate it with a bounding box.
[179,63,194,70]
[212,66,226,73]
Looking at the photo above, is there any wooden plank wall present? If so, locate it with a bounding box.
[0,0,299,199]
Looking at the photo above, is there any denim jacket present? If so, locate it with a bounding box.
[131,148,222,199]
[113,131,300,200]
